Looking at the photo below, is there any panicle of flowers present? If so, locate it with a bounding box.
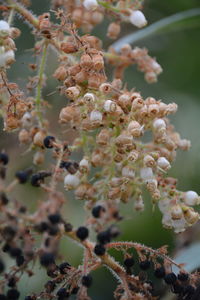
[0,1,199,300]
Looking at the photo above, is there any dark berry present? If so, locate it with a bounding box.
[8,277,16,287]
[16,255,25,266]
[56,288,69,298]
[71,287,79,294]
[15,170,29,184]
[94,244,106,256]
[40,253,55,267]
[48,213,61,224]
[76,226,89,241]
[7,289,20,299]
[0,193,9,205]
[9,247,22,258]
[48,226,59,236]
[124,257,134,268]
[0,295,7,300]
[31,174,42,187]
[177,272,189,282]
[92,205,105,218]
[35,222,49,233]
[24,297,33,300]
[97,230,111,245]
[43,136,55,148]
[139,260,151,270]
[183,285,195,296]
[45,280,56,292]
[172,283,183,294]
[2,243,10,252]
[0,153,9,165]
[81,275,93,288]
[154,266,166,278]
[164,272,177,285]
[0,259,5,273]
[59,262,71,274]
[64,161,79,174]
[2,226,16,241]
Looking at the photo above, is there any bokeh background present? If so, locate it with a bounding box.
[1,0,200,299]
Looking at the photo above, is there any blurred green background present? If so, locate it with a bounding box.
[1,0,200,299]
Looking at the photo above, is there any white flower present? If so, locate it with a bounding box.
[153,119,166,130]
[140,167,153,182]
[103,100,116,112]
[79,158,90,173]
[64,174,80,190]
[184,191,199,206]
[157,157,170,170]
[4,50,15,64]
[0,20,10,37]
[122,167,135,179]
[83,93,95,103]
[83,0,98,10]
[90,110,102,122]
[129,10,147,28]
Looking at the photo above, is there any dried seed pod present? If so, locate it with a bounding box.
[127,121,143,137]
[53,66,67,81]
[65,86,80,100]
[33,131,46,147]
[80,53,93,69]
[96,129,110,145]
[92,54,104,70]
[18,129,30,144]
[103,100,116,112]
[60,41,78,54]
[107,22,121,39]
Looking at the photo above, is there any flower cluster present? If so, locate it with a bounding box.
[0,0,199,299]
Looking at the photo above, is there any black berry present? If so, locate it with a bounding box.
[40,253,55,267]
[0,259,5,273]
[59,262,71,274]
[94,244,106,256]
[154,266,166,278]
[177,272,189,282]
[16,255,25,266]
[139,260,151,270]
[7,289,20,300]
[0,153,9,165]
[97,230,111,245]
[56,288,69,298]
[76,226,89,241]
[9,247,22,258]
[172,283,183,294]
[164,272,177,284]
[81,274,93,288]
[48,213,61,224]
[8,277,16,287]
[45,280,56,292]
[15,170,29,184]
[124,257,134,268]
[43,136,55,148]
[92,205,105,218]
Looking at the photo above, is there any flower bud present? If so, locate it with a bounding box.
[127,150,139,162]
[157,157,171,170]
[143,155,155,167]
[96,129,110,145]
[64,174,80,190]
[107,22,121,39]
[140,167,154,182]
[127,121,143,137]
[153,119,166,131]
[90,110,102,122]
[122,167,135,179]
[83,93,96,104]
[129,10,147,28]
[183,191,199,206]
[65,86,80,100]
[79,157,90,173]
[0,20,10,37]
[103,100,116,112]
[83,0,98,10]
[18,129,30,144]
[184,207,199,225]
[171,205,183,220]
[33,131,46,147]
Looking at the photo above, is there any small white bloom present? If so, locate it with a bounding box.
[83,0,98,10]
[153,119,166,131]
[103,100,116,112]
[22,112,32,127]
[122,167,135,179]
[129,10,147,28]
[83,92,95,103]
[184,191,199,206]
[90,110,102,122]
[157,157,170,170]
[79,158,90,173]
[64,174,80,190]
[4,50,15,64]
[140,167,153,182]
[0,20,10,37]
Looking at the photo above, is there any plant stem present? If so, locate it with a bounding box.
[35,41,48,126]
